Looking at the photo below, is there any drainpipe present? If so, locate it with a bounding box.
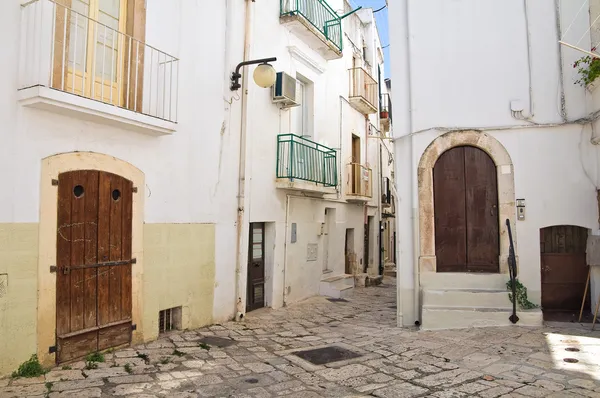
[234,0,254,321]
[378,142,383,275]
[393,0,415,326]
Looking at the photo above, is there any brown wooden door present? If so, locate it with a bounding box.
[540,226,589,312]
[56,170,133,363]
[434,146,499,273]
[247,223,265,312]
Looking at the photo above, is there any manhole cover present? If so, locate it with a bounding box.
[293,345,362,365]
[565,347,580,352]
[327,298,348,303]
[198,336,235,348]
[563,358,579,363]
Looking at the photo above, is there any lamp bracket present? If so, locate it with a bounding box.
[230,57,277,91]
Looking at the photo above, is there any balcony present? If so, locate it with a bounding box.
[381,176,391,208]
[18,0,179,135]
[380,93,391,134]
[348,68,378,115]
[280,0,343,60]
[276,134,338,194]
[346,163,372,202]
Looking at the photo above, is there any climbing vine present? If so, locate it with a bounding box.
[506,279,538,310]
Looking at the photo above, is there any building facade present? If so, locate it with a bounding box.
[390,0,600,329]
[0,0,392,376]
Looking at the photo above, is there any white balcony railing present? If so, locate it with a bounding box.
[19,0,179,123]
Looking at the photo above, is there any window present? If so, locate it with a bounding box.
[52,0,146,112]
[292,75,314,138]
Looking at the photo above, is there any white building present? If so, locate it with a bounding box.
[390,0,600,329]
[0,0,392,376]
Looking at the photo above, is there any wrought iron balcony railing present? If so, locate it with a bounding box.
[19,0,179,123]
[280,0,342,51]
[348,67,378,114]
[276,134,338,187]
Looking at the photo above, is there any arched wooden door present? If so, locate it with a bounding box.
[55,170,134,363]
[434,146,499,273]
[540,225,589,312]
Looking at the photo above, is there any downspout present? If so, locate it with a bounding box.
[378,142,383,275]
[282,194,291,305]
[234,0,254,320]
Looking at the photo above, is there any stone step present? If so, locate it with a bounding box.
[420,273,508,290]
[423,288,512,309]
[421,307,543,330]
[320,274,354,299]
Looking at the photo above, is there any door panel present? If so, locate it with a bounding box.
[247,223,265,312]
[464,147,499,272]
[434,147,467,272]
[540,226,589,312]
[434,146,499,273]
[56,170,133,363]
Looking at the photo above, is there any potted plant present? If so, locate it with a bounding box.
[574,47,600,92]
[380,110,389,119]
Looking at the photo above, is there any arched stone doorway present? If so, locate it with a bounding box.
[433,146,499,273]
[418,130,515,275]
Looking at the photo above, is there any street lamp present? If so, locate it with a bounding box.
[230,57,277,91]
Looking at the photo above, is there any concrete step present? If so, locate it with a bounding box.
[420,273,508,290]
[320,274,354,299]
[421,307,543,330]
[423,288,512,309]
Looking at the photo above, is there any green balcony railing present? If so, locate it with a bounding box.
[280,0,343,51]
[277,134,338,187]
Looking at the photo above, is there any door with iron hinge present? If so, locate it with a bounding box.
[55,170,134,363]
[247,223,265,312]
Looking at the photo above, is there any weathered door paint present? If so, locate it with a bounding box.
[434,146,499,273]
[56,170,133,363]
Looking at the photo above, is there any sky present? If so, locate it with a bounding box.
[350,0,390,78]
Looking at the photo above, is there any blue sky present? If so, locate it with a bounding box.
[351,0,390,77]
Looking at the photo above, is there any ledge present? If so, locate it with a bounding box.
[280,15,342,61]
[349,96,378,115]
[346,194,371,203]
[18,86,176,136]
[275,178,336,195]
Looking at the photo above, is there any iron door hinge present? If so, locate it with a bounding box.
[50,266,57,273]
[132,187,138,193]
[131,324,137,331]
[51,179,59,186]
[49,345,57,353]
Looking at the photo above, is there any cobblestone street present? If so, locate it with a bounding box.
[2,278,600,397]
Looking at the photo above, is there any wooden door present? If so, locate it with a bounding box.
[351,135,361,193]
[540,226,589,311]
[56,170,133,363]
[247,223,265,312]
[434,146,499,273]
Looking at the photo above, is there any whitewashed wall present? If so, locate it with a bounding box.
[390,0,600,326]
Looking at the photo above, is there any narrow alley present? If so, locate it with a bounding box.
[2,278,600,397]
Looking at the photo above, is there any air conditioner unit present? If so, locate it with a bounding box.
[272,72,300,108]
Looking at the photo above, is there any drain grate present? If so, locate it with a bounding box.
[198,336,235,348]
[293,345,362,365]
[327,298,349,303]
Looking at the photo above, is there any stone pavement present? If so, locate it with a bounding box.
[2,278,600,397]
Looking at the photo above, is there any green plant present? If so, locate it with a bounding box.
[124,363,133,374]
[198,343,211,351]
[506,279,538,310]
[574,49,600,86]
[45,382,53,392]
[85,361,98,370]
[61,365,72,370]
[11,354,46,378]
[137,352,149,364]
[159,357,171,365]
[172,349,185,357]
[85,352,105,363]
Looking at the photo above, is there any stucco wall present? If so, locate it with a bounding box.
[389,0,600,326]
[0,224,38,377]
[143,224,216,341]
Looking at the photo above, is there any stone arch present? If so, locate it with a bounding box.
[417,130,515,275]
[37,152,145,367]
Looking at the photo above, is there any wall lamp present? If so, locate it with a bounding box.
[230,57,277,91]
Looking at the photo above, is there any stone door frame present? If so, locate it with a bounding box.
[417,130,516,275]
